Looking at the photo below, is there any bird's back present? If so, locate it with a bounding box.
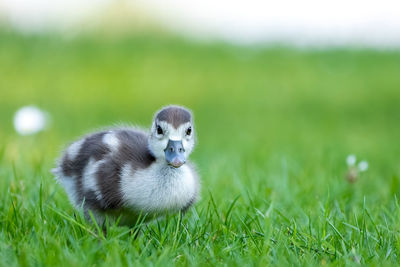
[54,128,156,213]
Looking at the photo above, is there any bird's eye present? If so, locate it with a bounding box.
[156,125,163,135]
[186,127,192,136]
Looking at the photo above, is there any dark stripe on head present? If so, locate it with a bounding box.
[155,106,192,129]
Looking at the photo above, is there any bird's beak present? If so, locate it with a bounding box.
[164,140,186,168]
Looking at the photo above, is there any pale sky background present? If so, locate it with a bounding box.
[1,0,400,47]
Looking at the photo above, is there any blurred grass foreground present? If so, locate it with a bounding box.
[0,30,400,265]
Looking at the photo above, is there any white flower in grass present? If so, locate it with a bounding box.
[346,154,356,166]
[358,161,369,172]
[345,154,368,183]
[14,106,47,135]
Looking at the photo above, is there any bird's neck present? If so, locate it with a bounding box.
[152,158,187,177]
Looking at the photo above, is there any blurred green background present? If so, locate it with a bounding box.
[1,29,400,265]
[1,29,400,206]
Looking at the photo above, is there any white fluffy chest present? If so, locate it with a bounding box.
[120,163,197,213]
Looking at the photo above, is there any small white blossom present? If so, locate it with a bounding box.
[358,161,369,172]
[14,106,47,135]
[346,154,356,166]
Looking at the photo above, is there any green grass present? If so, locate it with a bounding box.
[1,30,400,266]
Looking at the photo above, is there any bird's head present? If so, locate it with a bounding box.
[148,105,195,168]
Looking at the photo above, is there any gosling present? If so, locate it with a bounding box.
[52,105,199,225]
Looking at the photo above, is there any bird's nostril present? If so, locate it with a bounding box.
[179,148,184,153]
[169,147,174,152]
